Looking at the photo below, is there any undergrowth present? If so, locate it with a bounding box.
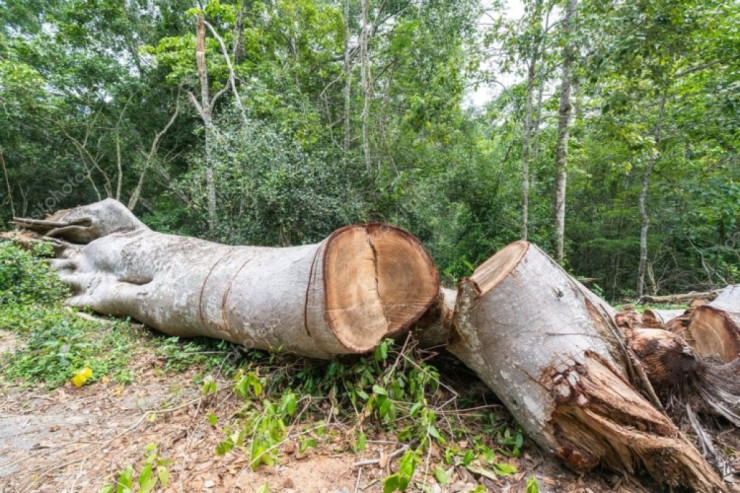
[0,242,138,387]
[210,338,526,491]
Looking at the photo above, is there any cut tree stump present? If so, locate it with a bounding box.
[685,285,740,363]
[642,308,686,329]
[12,199,439,359]
[448,241,725,492]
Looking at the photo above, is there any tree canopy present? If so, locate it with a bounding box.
[1,0,738,299]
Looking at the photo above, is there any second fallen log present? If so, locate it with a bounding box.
[448,241,725,492]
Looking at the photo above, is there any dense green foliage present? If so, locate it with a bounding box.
[0,243,138,386]
[1,0,738,298]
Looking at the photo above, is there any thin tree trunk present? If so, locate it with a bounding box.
[0,147,16,219]
[530,7,549,186]
[637,93,667,297]
[194,15,218,234]
[553,0,577,264]
[343,0,352,150]
[521,57,535,240]
[360,0,372,173]
[522,0,544,238]
[115,134,122,201]
[129,94,181,211]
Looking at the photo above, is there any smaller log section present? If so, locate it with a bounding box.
[684,285,740,363]
[448,241,725,492]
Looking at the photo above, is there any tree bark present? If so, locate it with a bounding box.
[637,92,668,298]
[193,15,219,234]
[520,0,544,241]
[13,199,440,359]
[447,241,724,491]
[552,0,576,264]
[685,285,740,363]
[360,0,372,174]
[343,0,352,151]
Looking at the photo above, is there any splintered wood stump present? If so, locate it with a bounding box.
[641,308,686,329]
[449,241,725,492]
[685,285,740,363]
[13,200,439,359]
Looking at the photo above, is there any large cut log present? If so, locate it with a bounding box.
[448,241,725,491]
[685,285,740,363]
[12,199,439,359]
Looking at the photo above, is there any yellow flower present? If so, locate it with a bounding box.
[71,367,93,387]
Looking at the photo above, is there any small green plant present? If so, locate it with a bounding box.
[0,242,67,306]
[99,443,172,493]
[152,335,233,373]
[526,476,540,493]
[383,450,419,493]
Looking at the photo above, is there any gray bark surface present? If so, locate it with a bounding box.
[14,199,439,359]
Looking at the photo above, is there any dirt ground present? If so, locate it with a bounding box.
[1,327,737,493]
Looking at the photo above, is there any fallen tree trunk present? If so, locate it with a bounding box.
[448,241,725,491]
[638,289,722,305]
[685,285,740,363]
[12,199,439,359]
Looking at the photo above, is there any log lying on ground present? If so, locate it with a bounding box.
[638,289,723,305]
[12,199,439,359]
[448,241,725,492]
[685,285,740,363]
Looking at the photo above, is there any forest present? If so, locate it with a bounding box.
[1,0,739,299]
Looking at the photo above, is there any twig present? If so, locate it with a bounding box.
[352,443,410,467]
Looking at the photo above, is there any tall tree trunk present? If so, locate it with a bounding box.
[194,15,218,234]
[553,0,577,264]
[0,147,16,219]
[521,57,535,240]
[637,92,667,297]
[343,0,352,151]
[360,0,371,174]
[521,0,544,239]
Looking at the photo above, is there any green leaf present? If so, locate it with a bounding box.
[372,384,387,395]
[433,466,450,484]
[466,463,497,481]
[299,437,317,453]
[282,392,297,416]
[494,462,518,476]
[158,466,170,488]
[216,440,234,455]
[382,474,401,493]
[526,476,540,493]
[255,482,269,493]
[116,466,134,493]
[207,413,218,426]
